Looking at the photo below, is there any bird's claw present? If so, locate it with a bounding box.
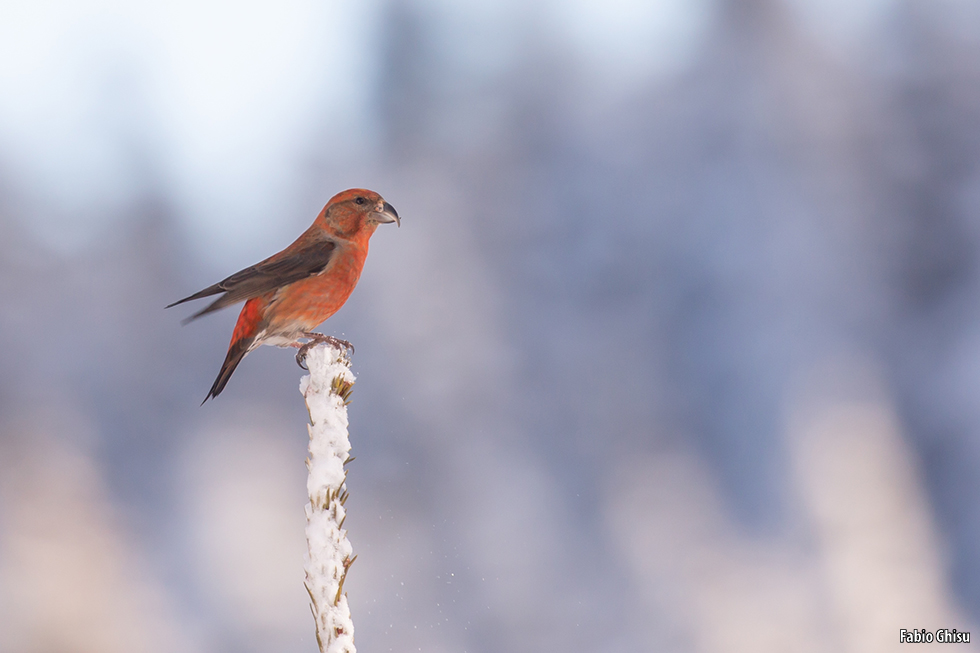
[296,347,310,370]
[295,333,354,369]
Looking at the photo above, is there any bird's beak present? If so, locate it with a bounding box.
[372,200,400,227]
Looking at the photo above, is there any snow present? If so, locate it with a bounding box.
[300,344,357,653]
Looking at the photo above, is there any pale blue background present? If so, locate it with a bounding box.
[1,1,979,651]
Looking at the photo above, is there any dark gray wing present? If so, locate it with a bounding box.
[167,236,336,322]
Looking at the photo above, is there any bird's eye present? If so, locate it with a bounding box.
[354,197,366,205]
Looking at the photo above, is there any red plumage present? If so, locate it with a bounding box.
[169,188,399,402]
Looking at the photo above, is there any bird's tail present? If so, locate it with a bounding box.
[203,299,264,403]
[203,334,255,403]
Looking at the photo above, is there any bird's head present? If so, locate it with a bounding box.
[321,188,399,239]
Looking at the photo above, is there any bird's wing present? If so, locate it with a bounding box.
[167,236,337,322]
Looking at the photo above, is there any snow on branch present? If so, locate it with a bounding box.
[300,344,357,653]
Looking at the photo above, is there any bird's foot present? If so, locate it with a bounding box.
[295,333,354,369]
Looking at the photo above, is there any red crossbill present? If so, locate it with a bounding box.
[168,188,399,402]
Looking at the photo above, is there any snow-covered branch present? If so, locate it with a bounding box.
[300,344,357,653]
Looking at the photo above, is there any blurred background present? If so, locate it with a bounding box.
[1,0,979,651]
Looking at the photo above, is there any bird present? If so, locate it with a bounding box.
[168,188,399,402]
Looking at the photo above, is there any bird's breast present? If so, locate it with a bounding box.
[263,242,369,334]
